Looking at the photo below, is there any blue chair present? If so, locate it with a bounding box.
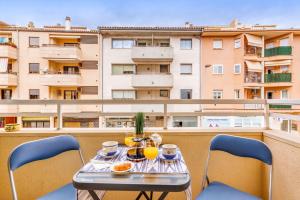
[196,134,273,200]
[8,135,85,200]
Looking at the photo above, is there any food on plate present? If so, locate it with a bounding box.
[112,162,132,172]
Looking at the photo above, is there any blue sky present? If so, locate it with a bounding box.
[1,0,300,28]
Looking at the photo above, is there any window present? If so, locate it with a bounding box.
[173,116,197,127]
[29,37,39,47]
[29,89,40,99]
[180,89,192,99]
[234,89,240,99]
[281,90,288,99]
[1,89,12,99]
[279,38,289,47]
[234,38,241,48]
[180,64,192,74]
[160,65,169,73]
[180,39,192,49]
[212,64,223,74]
[112,64,135,75]
[0,37,8,43]
[112,39,134,48]
[64,90,78,100]
[160,90,169,97]
[63,66,79,74]
[266,43,274,49]
[213,90,223,99]
[81,86,98,95]
[234,64,241,74]
[23,121,50,128]
[112,90,135,99]
[29,63,40,74]
[213,39,223,49]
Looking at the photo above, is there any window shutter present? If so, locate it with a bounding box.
[80,35,98,44]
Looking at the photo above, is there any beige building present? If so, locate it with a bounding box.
[99,26,202,127]
[0,17,100,128]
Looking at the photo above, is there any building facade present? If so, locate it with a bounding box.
[1,18,299,129]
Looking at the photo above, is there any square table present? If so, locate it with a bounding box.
[73,146,191,200]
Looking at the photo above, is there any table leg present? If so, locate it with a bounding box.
[135,191,151,200]
[88,190,101,200]
[158,192,168,200]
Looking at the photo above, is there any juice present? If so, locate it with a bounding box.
[125,136,135,147]
[144,147,159,160]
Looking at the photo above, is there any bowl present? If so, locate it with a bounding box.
[162,144,177,159]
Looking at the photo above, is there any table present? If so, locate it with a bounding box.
[73,147,191,200]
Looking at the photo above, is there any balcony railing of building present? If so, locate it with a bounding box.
[264,73,292,83]
[0,42,17,48]
[41,43,81,48]
[264,46,292,57]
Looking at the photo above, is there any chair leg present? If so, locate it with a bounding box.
[88,190,101,200]
[158,192,168,200]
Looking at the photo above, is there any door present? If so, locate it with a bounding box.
[1,89,12,99]
[64,90,78,99]
[267,91,273,99]
[63,66,79,74]
[279,38,289,47]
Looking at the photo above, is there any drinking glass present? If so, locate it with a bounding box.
[144,139,159,169]
[124,132,135,147]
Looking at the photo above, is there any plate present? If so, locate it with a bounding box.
[159,152,180,161]
[97,148,120,158]
[126,147,146,162]
[110,161,134,174]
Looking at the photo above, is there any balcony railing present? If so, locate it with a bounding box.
[0,72,18,86]
[264,46,292,57]
[269,104,292,109]
[40,72,82,86]
[131,74,173,88]
[131,46,173,62]
[264,73,292,83]
[0,43,17,59]
[40,44,82,60]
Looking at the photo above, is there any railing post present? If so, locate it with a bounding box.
[57,103,62,130]
[163,103,167,130]
[287,120,292,133]
[264,102,270,129]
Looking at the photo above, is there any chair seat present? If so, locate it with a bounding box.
[38,183,76,200]
[196,182,261,200]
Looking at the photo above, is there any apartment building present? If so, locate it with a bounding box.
[0,17,100,128]
[201,20,300,128]
[99,26,202,127]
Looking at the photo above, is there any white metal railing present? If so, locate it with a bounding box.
[0,99,268,130]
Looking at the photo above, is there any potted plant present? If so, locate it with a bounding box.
[135,112,144,138]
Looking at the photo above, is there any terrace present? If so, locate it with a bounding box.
[0,99,300,199]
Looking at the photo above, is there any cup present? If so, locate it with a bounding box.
[162,144,177,159]
[102,141,118,156]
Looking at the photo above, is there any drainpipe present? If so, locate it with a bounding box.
[16,29,21,124]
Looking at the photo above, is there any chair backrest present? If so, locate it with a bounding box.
[210,134,272,165]
[8,135,80,171]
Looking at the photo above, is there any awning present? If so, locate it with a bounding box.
[265,60,292,67]
[22,117,50,121]
[245,61,263,72]
[245,34,263,47]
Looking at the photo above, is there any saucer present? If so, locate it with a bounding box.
[97,148,120,158]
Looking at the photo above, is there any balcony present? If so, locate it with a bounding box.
[0,100,299,199]
[40,72,82,86]
[0,72,17,86]
[131,46,173,62]
[40,44,82,61]
[269,104,292,109]
[264,73,292,84]
[264,46,292,57]
[0,43,17,59]
[132,74,173,88]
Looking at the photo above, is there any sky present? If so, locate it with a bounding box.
[1,0,300,29]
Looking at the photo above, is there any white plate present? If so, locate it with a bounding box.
[97,148,120,158]
[110,161,134,174]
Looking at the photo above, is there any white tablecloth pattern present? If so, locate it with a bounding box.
[77,147,192,200]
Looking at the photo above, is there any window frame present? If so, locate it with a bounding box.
[29,63,40,74]
[180,63,192,75]
[29,37,40,48]
[112,39,134,49]
[234,89,240,99]
[212,64,224,75]
[213,39,223,49]
[180,39,192,50]
[160,90,169,98]
[180,89,192,99]
[112,90,136,99]
[234,64,241,74]
[281,90,288,99]
[234,38,241,48]
[213,90,223,99]
[111,64,135,75]
[29,89,40,99]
